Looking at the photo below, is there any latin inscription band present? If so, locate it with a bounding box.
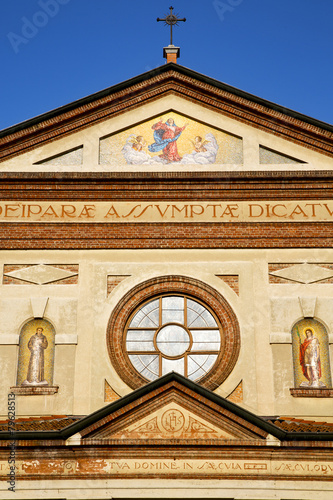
[0,200,333,223]
[0,459,332,478]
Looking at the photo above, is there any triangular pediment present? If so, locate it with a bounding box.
[0,64,331,173]
[73,373,277,444]
[92,401,247,440]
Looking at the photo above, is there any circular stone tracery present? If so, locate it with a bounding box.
[107,276,240,390]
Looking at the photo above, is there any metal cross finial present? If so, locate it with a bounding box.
[157,6,186,46]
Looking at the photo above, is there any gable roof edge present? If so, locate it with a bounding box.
[1,63,332,139]
[1,374,333,442]
[0,373,327,442]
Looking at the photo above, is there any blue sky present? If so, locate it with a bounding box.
[1,0,332,130]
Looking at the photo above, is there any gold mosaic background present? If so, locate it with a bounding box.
[291,319,332,388]
[16,319,55,386]
[99,112,243,165]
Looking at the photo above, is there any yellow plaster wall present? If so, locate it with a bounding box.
[0,248,332,419]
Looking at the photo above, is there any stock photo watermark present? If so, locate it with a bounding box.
[7,0,71,54]
[7,392,16,493]
[213,0,243,22]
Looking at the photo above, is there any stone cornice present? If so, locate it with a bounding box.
[0,171,333,202]
[0,65,332,162]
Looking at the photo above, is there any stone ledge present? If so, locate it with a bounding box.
[0,334,20,345]
[290,388,333,398]
[269,333,291,344]
[10,386,59,396]
[55,334,78,344]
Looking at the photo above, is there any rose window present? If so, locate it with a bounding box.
[125,295,221,382]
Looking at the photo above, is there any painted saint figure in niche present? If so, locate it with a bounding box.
[22,327,48,386]
[148,118,189,162]
[298,328,326,388]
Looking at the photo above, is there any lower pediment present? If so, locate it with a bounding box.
[80,374,270,443]
[95,402,245,440]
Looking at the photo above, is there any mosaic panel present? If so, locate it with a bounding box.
[291,319,332,389]
[259,145,304,164]
[16,319,55,387]
[35,146,83,166]
[99,112,243,165]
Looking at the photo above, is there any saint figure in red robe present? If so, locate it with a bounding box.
[299,328,322,387]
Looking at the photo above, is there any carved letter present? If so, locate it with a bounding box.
[190,205,204,218]
[155,205,170,218]
[171,205,188,218]
[27,205,42,218]
[41,205,59,218]
[220,204,239,218]
[61,205,76,218]
[289,204,308,218]
[78,205,96,218]
[323,204,333,217]
[248,204,264,217]
[271,204,287,217]
[4,204,20,218]
[122,205,142,218]
[133,205,153,218]
[207,204,221,218]
[104,205,120,218]
[305,203,321,217]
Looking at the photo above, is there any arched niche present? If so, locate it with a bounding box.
[16,318,56,388]
[291,318,332,389]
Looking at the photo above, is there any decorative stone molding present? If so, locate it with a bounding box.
[290,388,333,398]
[30,297,49,318]
[0,334,20,345]
[298,296,317,318]
[10,386,59,395]
[54,334,78,345]
[269,333,292,344]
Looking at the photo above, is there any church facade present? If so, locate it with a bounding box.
[0,60,333,499]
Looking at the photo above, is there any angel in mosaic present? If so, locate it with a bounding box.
[181,133,219,164]
[122,134,161,165]
[190,136,209,153]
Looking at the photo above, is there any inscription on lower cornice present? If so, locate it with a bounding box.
[0,200,333,223]
[1,459,333,478]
